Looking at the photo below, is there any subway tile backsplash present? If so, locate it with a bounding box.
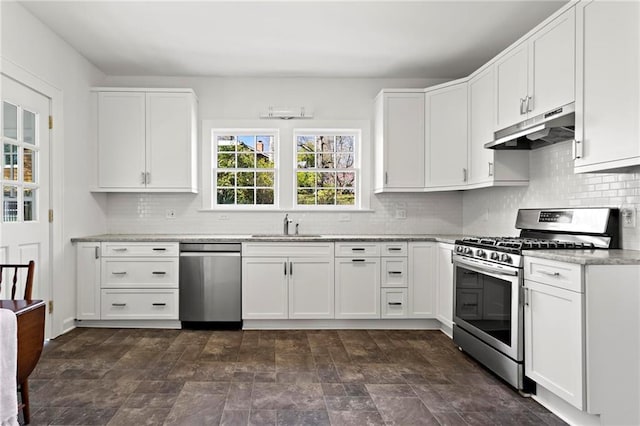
[463,141,640,250]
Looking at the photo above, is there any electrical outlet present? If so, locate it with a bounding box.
[165,209,176,219]
[395,209,407,220]
[339,213,351,222]
[621,207,637,228]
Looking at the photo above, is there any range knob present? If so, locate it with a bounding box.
[456,246,463,253]
[490,252,500,261]
[463,247,473,255]
[476,249,486,258]
[500,253,512,264]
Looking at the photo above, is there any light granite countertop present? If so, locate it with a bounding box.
[71,233,465,244]
[523,249,640,265]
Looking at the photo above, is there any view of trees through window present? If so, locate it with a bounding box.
[214,133,276,206]
[296,132,356,206]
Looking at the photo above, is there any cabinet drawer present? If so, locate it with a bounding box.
[242,242,334,258]
[102,242,178,257]
[381,257,408,287]
[524,257,582,292]
[381,288,408,318]
[381,242,407,256]
[101,258,178,288]
[101,289,179,319]
[335,243,380,257]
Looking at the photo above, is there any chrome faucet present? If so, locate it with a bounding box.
[283,214,293,235]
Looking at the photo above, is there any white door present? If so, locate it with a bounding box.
[334,257,380,319]
[468,66,496,185]
[288,257,334,319]
[495,44,528,130]
[241,257,288,319]
[0,75,51,336]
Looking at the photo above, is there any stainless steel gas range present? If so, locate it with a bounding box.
[452,207,619,392]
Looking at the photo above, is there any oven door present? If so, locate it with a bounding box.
[452,254,523,361]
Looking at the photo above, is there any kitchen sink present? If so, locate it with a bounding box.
[251,234,323,238]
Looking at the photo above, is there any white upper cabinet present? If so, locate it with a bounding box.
[424,80,468,189]
[574,0,640,172]
[94,88,198,193]
[495,7,575,130]
[468,66,530,188]
[374,90,425,192]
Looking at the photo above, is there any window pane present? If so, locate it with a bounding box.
[297,154,315,169]
[3,185,18,222]
[217,136,236,152]
[217,188,235,205]
[317,172,335,188]
[297,189,315,205]
[297,172,315,188]
[23,188,35,221]
[256,153,274,169]
[216,171,235,187]
[256,136,273,152]
[317,153,334,168]
[318,189,336,205]
[217,153,236,168]
[336,172,355,188]
[337,189,355,205]
[23,110,36,145]
[256,171,274,187]
[237,188,255,204]
[336,153,354,169]
[317,136,334,152]
[336,135,354,152]
[3,144,18,181]
[3,103,17,140]
[256,188,274,205]
[237,171,255,187]
[237,135,255,152]
[237,153,255,168]
[297,136,315,152]
[24,148,35,183]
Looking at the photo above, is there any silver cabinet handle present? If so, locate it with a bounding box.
[462,168,468,182]
[141,172,146,184]
[388,302,402,306]
[290,261,293,276]
[388,271,403,275]
[520,98,526,115]
[152,271,166,275]
[146,172,150,184]
[284,261,287,276]
[526,95,533,112]
[95,246,99,259]
[539,270,561,277]
[112,271,127,275]
[152,303,166,307]
[524,287,530,306]
[112,303,126,307]
[113,248,128,252]
[573,140,583,160]
[385,171,388,185]
[488,162,494,177]
[352,259,366,262]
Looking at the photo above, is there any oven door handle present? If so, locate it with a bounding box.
[452,255,518,277]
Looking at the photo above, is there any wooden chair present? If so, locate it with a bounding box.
[0,260,38,425]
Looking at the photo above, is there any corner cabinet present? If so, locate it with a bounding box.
[574,0,640,173]
[374,90,425,193]
[93,88,198,193]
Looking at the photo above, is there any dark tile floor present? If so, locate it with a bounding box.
[26,328,566,426]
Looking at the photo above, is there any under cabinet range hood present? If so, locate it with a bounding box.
[485,103,575,150]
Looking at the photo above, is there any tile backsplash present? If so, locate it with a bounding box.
[463,141,640,250]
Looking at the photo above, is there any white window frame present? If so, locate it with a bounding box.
[293,128,361,210]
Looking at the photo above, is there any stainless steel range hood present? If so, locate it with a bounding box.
[485,103,575,150]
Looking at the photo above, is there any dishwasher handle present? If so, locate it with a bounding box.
[180,252,240,257]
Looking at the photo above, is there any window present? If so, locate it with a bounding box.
[212,131,277,207]
[295,130,359,207]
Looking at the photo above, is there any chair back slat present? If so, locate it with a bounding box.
[0,261,35,300]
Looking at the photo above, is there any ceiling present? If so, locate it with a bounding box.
[20,1,568,79]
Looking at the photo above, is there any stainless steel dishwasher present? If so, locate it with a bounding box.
[179,243,242,328]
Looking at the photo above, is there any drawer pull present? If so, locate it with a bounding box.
[388,247,402,251]
[113,248,128,252]
[152,248,167,251]
[112,271,127,275]
[152,303,167,307]
[152,271,167,275]
[388,302,403,306]
[539,270,561,277]
[388,271,402,275]
[352,259,366,262]
[111,303,126,307]
[351,248,365,251]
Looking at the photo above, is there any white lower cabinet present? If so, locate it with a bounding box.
[407,242,436,318]
[435,243,454,327]
[241,243,334,320]
[335,257,380,319]
[101,288,179,320]
[381,288,408,318]
[76,243,101,320]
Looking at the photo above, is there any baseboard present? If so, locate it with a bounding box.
[532,386,600,426]
[61,316,76,336]
[75,319,181,329]
[242,319,441,330]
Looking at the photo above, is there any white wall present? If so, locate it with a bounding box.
[1,2,107,336]
[103,75,464,236]
[463,142,640,250]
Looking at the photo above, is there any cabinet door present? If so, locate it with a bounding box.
[242,257,288,319]
[335,258,380,319]
[575,1,640,172]
[380,92,425,189]
[97,92,146,188]
[288,257,334,319]
[495,44,529,130]
[468,67,496,185]
[408,242,436,318]
[425,82,468,188]
[76,243,101,320]
[529,7,575,116]
[436,244,454,328]
[525,280,584,410]
[146,92,196,191]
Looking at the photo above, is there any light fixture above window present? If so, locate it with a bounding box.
[260,106,313,120]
